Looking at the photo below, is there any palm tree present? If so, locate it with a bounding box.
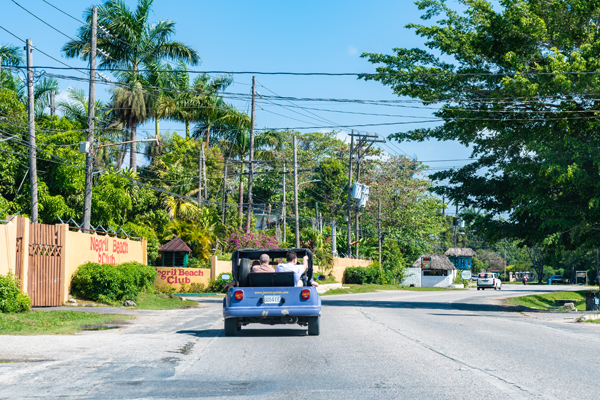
[111,82,149,172]
[62,0,200,171]
[62,0,199,77]
[0,44,23,66]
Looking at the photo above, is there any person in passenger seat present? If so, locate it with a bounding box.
[252,254,274,273]
[276,251,307,287]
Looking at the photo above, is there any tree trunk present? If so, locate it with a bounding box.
[116,135,127,170]
[130,123,137,173]
[155,118,159,138]
[185,120,190,139]
[205,126,210,148]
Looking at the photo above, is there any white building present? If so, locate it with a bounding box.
[402,254,457,287]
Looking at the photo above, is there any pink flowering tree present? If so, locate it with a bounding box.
[224,231,280,252]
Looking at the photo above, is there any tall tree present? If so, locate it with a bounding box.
[361,0,600,251]
[63,0,200,171]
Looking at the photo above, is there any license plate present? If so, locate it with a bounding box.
[264,295,280,304]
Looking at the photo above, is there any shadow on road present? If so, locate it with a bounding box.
[176,328,309,338]
[321,299,529,313]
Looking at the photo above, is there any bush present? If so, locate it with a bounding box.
[344,266,396,285]
[344,267,376,284]
[0,271,31,313]
[207,273,232,293]
[71,261,157,304]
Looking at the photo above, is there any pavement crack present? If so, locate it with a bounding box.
[357,309,559,400]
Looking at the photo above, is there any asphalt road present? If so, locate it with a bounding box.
[1,285,599,399]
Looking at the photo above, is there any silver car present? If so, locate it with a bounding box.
[477,273,502,290]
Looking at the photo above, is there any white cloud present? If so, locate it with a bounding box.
[347,45,358,56]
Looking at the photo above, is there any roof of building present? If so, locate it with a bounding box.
[411,254,456,270]
[158,236,192,253]
[445,247,476,257]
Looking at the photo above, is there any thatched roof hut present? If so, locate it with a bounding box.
[411,254,456,270]
[445,247,476,257]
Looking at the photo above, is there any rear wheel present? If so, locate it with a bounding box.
[308,316,320,336]
[224,318,237,336]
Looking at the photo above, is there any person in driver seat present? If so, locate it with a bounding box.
[252,254,274,273]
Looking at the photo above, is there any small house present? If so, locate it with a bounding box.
[445,247,476,270]
[158,236,192,268]
[402,254,457,287]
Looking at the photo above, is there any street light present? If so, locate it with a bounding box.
[297,179,321,187]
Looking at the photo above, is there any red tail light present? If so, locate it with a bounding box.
[234,290,244,300]
[301,289,311,299]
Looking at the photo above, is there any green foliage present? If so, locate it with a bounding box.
[207,272,232,293]
[361,0,600,251]
[0,272,31,313]
[344,266,393,285]
[70,261,157,303]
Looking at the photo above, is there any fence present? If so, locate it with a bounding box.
[1,216,147,306]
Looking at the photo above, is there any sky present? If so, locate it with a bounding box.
[1,0,475,210]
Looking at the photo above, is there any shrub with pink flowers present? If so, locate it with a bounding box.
[224,231,280,252]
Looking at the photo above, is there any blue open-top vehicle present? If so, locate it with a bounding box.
[222,248,323,336]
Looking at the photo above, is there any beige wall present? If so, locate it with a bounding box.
[330,257,372,283]
[0,219,17,276]
[63,230,147,303]
[211,256,232,279]
[155,267,211,290]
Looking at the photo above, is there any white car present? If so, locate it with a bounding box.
[477,273,502,290]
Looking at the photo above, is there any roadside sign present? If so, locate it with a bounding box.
[576,272,586,278]
[461,270,472,280]
[422,257,431,268]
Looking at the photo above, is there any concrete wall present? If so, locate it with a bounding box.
[63,230,147,303]
[155,267,211,290]
[211,256,231,280]
[331,257,372,283]
[421,270,456,287]
[0,219,17,276]
[402,268,422,287]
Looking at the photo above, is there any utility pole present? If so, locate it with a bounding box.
[50,92,55,117]
[282,163,286,243]
[504,246,507,281]
[332,220,337,258]
[246,76,256,232]
[378,198,382,265]
[26,39,38,223]
[293,136,299,248]
[198,143,204,205]
[221,159,228,224]
[82,7,97,231]
[238,165,244,228]
[346,131,354,258]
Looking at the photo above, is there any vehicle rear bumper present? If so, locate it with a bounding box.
[224,305,321,319]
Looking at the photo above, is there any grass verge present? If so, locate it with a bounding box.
[134,291,200,310]
[0,311,134,335]
[321,284,463,296]
[506,291,588,311]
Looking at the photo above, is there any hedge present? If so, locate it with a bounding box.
[70,261,157,304]
[0,271,31,313]
[344,266,395,285]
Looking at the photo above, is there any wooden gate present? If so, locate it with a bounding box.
[27,223,64,306]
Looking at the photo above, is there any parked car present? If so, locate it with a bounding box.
[477,273,502,290]
[222,248,324,336]
[549,275,565,284]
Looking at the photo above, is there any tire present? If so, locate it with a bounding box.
[477,287,480,291]
[494,286,497,290]
[224,318,237,336]
[308,316,320,336]
[238,258,252,287]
